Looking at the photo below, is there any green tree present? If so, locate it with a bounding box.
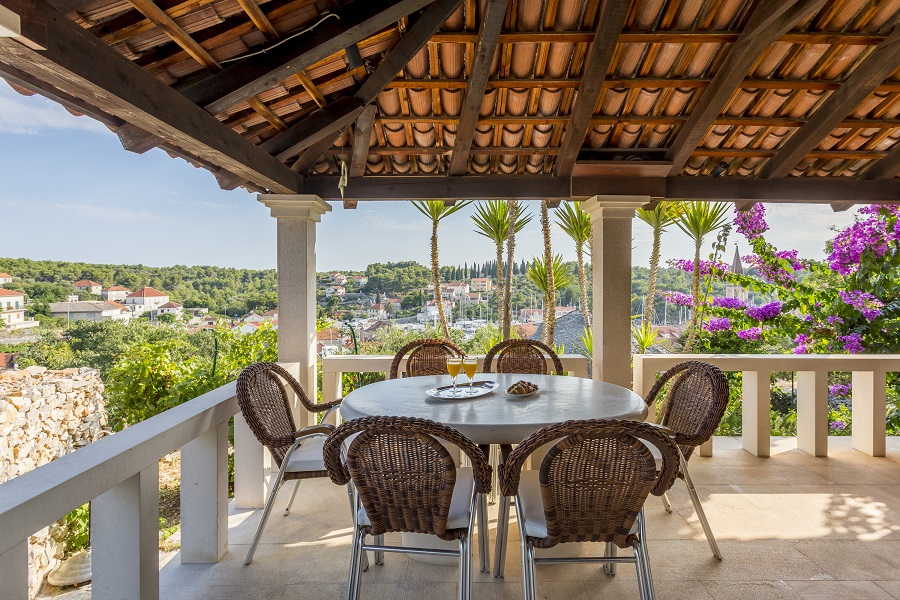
[555,201,592,327]
[539,201,556,345]
[636,201,682,326]
[527,255,574,345]
[411,200,471,339]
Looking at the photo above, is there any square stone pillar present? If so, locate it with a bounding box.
[257,194,331,406]
[582,197,642,389]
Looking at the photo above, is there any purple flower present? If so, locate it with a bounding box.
[736,327,762,340]
[734,204,768,241]
[827,315,845,325]
[745,301,782,321]
[829,383,851,397]
[828,206,900,275]
[743,251,804,284]
[712,296,747,309]
[830,421,846,431]
[793,334,811,354]
[838,290,883,320]
[662,291,693,307]
[703,317,732,332]
[838,333,865,354]
[667,258,728,275]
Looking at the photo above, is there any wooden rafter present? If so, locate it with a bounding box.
[236,0,278,39]
[285,0,463,173]
[760,26,900,179]
[0,4,302,192]
[552,0,630,177]
[665,0,828,176]
[180,0,434,115]
[863,142,900,180]
[349,104,377,177]
[448,0,509,176]
[126,0,221,70]
[295,70,327,107]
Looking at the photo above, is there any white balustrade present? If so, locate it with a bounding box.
[633,354,900,458]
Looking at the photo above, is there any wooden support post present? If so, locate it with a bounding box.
[0,541,28,599]
[233,412,272,510]
[92,466,159,600]
[180,420,229,563]
[742,370,771,457]
[797,370,829,457]
[852,370,887,457]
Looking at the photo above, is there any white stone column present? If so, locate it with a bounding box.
[582,198,641,389]
[797,370,829,457]
[180,420,229,562]
[852,370,887,457]
[742,370,771,457]
[0,541,28,599]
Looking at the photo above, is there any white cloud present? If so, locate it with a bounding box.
[0,85,109,135]
[363,209,431,232]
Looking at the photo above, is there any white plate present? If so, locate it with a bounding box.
[426,380,499,399]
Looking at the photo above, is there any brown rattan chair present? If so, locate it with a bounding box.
[483,339,564,376]
[644,360,730,560]
[498,419,680,600]
[389,338,465,379]
[236,362,343,565]
[485,338,563,577]
[324,416,491,600]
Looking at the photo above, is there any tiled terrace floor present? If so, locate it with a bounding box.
[159,437,900,600]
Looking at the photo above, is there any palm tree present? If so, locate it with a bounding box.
[472,200,532,338]
[555,201,592,327]
[502,200,518,340]
[527,255,574,346]
[540,201,556,344]
[412,200,471,339]
[636,201,682,326]
[675,201,730,348]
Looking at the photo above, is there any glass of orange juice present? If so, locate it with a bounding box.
[463,357,478,395]
[446,357,463,396]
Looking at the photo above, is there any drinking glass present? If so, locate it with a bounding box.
[463,357,478,395]
[446,357,463,396]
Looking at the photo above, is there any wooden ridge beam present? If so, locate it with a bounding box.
[862,142,900,180]
[180,0,432,115]
[448,0,510,175]
[0,4,303,192]
[349,104,377,177]
[553,0,629,177]
[288,0,463,173]
[760,26,900,179]
[665,0,827,175]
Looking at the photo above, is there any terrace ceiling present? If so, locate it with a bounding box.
[2,0,900,205]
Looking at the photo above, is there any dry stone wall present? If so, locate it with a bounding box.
[0,366,108,598]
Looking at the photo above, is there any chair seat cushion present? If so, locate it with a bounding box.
[517,470,639,541]
[284,435,327,473]
[357,467,475,530]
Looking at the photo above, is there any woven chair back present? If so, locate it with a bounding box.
[483,339,564,375]
[646,361,729,459]
[499,420,679,550]
[389,338,465,379]
[236,362,299,466]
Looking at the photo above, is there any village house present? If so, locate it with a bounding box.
[49,300,131,323]
[329,272,347,285]
[440,282,469,300]
[123,287,170,315]
[418,299,453,324]
[367,303,386,320]
[152,301,184,319]
[0,273,12,284]
[460,291,487,306]
[101,285,131,303]
[519,306,578,324]
[324,285,346,298]
[0,288,38,331]
[470,277,492,292]
[72,279,102,296]
[351,275,368,286]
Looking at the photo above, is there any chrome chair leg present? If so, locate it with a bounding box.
[633,540,651,600]
[477,493,489,572]
[681,458,722,560]
[374,534,384,565]
[524,541,537,600]
[347,527,365,600]
[458,533,471,600]
[493,496,511,577]
[516,496,533,600]
[244,475,284,565]
[603,542,617,576]
[661,491,673,514]
[283,480,300,516]
[637,510,655,599]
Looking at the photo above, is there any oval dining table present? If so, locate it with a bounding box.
[340,372,649,574]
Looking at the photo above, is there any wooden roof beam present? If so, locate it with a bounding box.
[665,0,828,176]
[862,142,900,180]
[552,0,630,177]
[349,104,377,177]
[760,25,900,179]
[0,4,303,192]
[126,0,221,70]
[287,0,463,173]
[448,0,510,176]
[180,0,435,115]
[236,0,279,40]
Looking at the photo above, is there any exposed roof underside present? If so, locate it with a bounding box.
[3,0,900,204]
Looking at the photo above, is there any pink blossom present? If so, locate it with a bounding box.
[734,204,768,241]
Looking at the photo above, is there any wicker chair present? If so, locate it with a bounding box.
[485,339,563,577]
[499,419,680,600]
[324,416,492,600]
[389,338,465,379]
[483,339,564,376]
[645,360,730,560]
[236,362,343,565]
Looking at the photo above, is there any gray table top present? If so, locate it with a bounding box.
[340,373,648,445]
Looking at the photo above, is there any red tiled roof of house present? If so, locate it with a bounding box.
[126,287,167,298]
[105,285,130,291]
[0,288,22,297]
[0,273,11,279]
[158,301,183,308]
[108,301,128,309]
[516,323,538,339]
[73,279,101,287]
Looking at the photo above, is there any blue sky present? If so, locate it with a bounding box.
[0,83,858,272]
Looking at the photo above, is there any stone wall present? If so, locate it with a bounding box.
[0,366,108,598]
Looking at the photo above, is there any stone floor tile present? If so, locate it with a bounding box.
[787,580,895,599]
[794,540,900,581]
[703,580,800,599]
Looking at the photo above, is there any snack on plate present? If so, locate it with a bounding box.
[507,380,539,394]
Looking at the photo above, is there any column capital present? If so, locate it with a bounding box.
[581,196,649,220]
[257,194,332,221]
